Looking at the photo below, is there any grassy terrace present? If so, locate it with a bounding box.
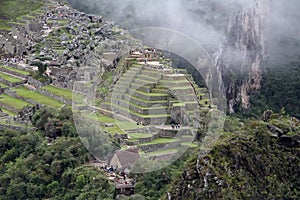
[81,112,115,124]
[1,108,16,116]
[0,66,30,76]
[125,94,168,105]
[133,78,158,85]
[170,86,194,90]
[128,133,152,139]
[113,87,167,99]
[47,19,70,26]
[0,20,11,31]
[130,83,152,89]
[117,98,167,111]
[41,85,73,100]
[133,90,168,97]
[0,94,32,110]
[106,103,170,119]
[173,103,186,107]
[160,79,189,84]
[138,74,160,80]
[13,86,64,108]
[0,83,8,88]
[173,101,199,107]
[181,142,198,148]
[0,0,44,31]
[138,138,180,146]
[0,72,23,83]
[146,148,178,156]
[80,112,140,135]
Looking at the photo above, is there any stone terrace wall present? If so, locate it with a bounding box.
[138,141,180,152]
[0,67,29,79]
[28,77,50,88]
[38,89,71,105]
[0,77,26,87]
[5,90,40,106]
[0,102,19,113]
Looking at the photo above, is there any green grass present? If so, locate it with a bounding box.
[128,133,153,139]
[72,92,85,104]
[1,108,16,116]
[41,85,73,100]
[170,86,194,90]
[125,94,168,105]
[130,82,152,88]
[14,86,64,108]
[80,112,115,123]
[103,126,125,135]
[79,112,135,135]
[138,74,160,81]
[0,82,8,88]
[58,19,70,26]
[0,0,44,31]
[0,0,43,19]
[173,103,186,107]
[106,103,170,119]
[181,142,198,148]
[139,138,180,146]
[134,90,168,97]
[82,110,140,128]
[146,148,178,156]
[0,94,32,110]
[160,79,189,83]
[0,66,30,75]
[0,20,11,31]
[117,98,167,111]
[0,72,23,83]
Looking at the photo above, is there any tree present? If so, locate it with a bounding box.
[76,174,87,189]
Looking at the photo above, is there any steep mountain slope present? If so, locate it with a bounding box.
[0,1,299,199]
[216,0,269,113]
[167,114,300,199]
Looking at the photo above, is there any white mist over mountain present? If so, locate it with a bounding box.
[68,0,300,50]
[68,0,254,48]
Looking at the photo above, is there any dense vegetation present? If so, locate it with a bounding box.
[249,38,300,119]
[0,107,115,199]
[0,0,299,199]
[1,108,299,199]
[168,115,300,199]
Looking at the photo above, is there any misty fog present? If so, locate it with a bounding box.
[68,0,252,48]
[68,0,300,59]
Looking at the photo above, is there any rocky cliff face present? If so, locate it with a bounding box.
[216,0,269,113]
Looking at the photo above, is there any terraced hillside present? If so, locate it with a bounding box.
[73,49,212,161]
[100,51,211,127]
[0,0,212,164]
[0,0,45,31]
[0,0,138,132]
[0,63,75,116]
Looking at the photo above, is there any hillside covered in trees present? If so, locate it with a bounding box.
[0,0,299,199]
